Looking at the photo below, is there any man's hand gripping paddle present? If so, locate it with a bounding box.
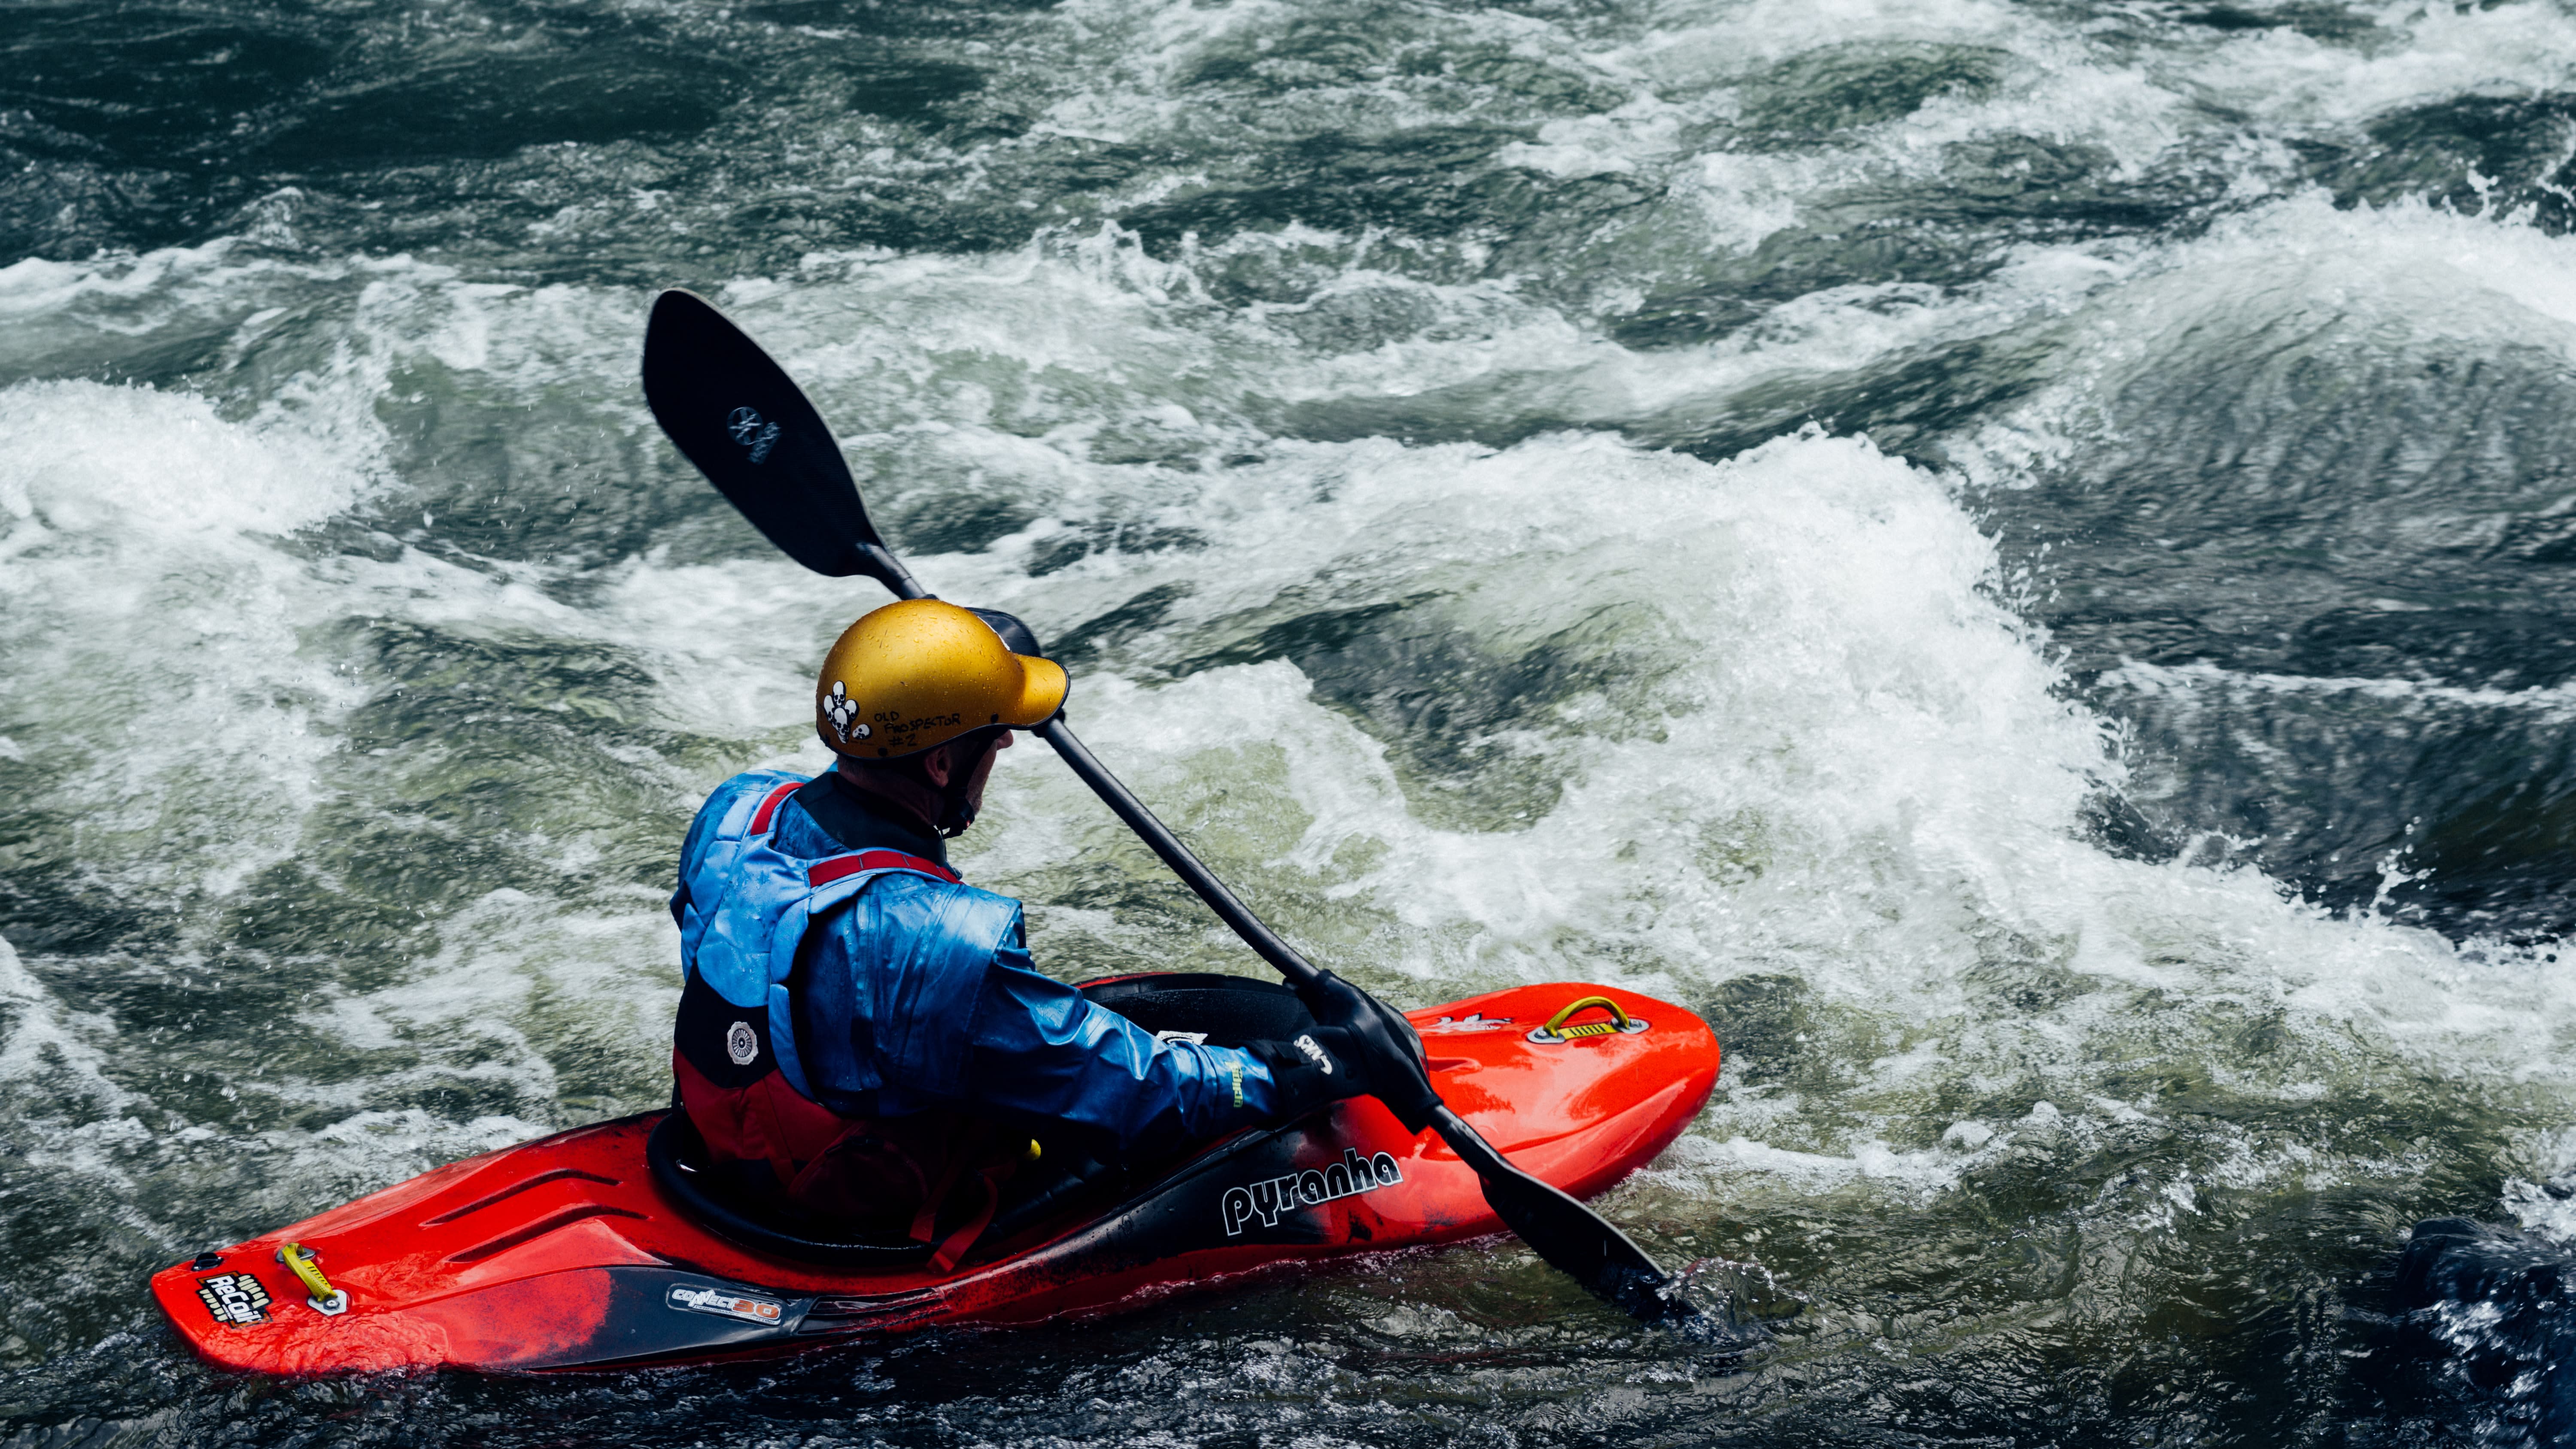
[641,288,1700,1326]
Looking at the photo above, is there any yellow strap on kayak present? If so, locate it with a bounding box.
[278,1243,349,1316]
[1527,995,1648,1044]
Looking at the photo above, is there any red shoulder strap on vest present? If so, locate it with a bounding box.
[749,780,804,836]
[751,783,958,888]
[808,850,962,888]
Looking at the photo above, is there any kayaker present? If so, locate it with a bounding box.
[668,598,1380,1267]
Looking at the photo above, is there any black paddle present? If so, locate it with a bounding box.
[642,288,1698,1325]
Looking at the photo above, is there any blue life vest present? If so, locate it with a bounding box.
[673,770,984,1102]
[672,771,1036,1267]
[669,766,1281,1264]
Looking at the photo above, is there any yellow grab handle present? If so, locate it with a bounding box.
[278,1243,349,1315]
[1527,995,1647,1044]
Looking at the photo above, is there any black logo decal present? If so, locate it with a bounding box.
[1220,1148,1403,1236]
[194,1272,272,1326]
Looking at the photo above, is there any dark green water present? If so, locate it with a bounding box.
[9,0,2576,1442]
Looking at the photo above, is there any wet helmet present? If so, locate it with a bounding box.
[813,599,1068,761]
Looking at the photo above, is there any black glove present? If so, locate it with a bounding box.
[1248,1028,1373,1122]
[1292,970,1443,1133]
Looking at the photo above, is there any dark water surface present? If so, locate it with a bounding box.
[9,0,2576,1442]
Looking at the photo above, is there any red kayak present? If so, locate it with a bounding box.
[152,979,1719,1373]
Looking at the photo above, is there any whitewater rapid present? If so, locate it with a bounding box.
[10,0,2576,1440]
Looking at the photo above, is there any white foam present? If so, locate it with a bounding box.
[870,416,2576,1219]
[1956,192,2576,492]
[2105,658,2576,721]
[9,21,2576,1245]
[0,380,363,539]
[0,933,135,1109]
[1653,1132,1969,1201]
[0,376,386,913]
[292,888,677,1128]
[2175,2,2576,130]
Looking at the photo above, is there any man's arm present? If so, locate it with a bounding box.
[959,921,1285,1158]
[822,879,1365,1153]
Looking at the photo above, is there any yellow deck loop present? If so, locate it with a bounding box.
[278,1243,349,1316]
[1527,995,1647,1044]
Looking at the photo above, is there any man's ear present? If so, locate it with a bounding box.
[919,741,957,788]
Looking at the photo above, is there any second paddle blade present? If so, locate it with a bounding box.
[641,289,882,578]
[1477,1156,1702,1326]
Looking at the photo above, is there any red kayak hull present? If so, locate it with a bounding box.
[151,982,1719,1373]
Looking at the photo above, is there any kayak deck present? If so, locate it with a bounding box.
[151,982,1719,1373]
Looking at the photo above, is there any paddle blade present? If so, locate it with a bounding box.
[642,289,880,578]
[1476,1160,1701,1325]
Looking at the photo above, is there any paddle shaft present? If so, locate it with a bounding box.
[1036,655,1549,1190]
[1033,719,1324,991]
[875,570,1338,993]
[857,542,926,602]
[1042,691,1525,1179]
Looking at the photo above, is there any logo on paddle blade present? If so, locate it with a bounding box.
[726,406,781,464]
[1220,1148,1403,1236]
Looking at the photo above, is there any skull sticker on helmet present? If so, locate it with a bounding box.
[823,680,861,742]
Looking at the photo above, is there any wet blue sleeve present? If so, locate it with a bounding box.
[796,873,1283,1143]
[960,918,1282,1154]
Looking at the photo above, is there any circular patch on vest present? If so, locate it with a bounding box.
[726,1020,759,1067]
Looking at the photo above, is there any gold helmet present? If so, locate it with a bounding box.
[814,599,1069,760]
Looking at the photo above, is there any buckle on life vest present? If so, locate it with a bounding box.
[1526,995,1648,1044]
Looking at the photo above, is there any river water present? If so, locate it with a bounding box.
[7,0,2576,1442]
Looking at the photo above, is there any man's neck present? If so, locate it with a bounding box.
[787,772,950,863]
[826,761,944,843]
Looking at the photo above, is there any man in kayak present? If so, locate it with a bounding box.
[668,598,1379,1266]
